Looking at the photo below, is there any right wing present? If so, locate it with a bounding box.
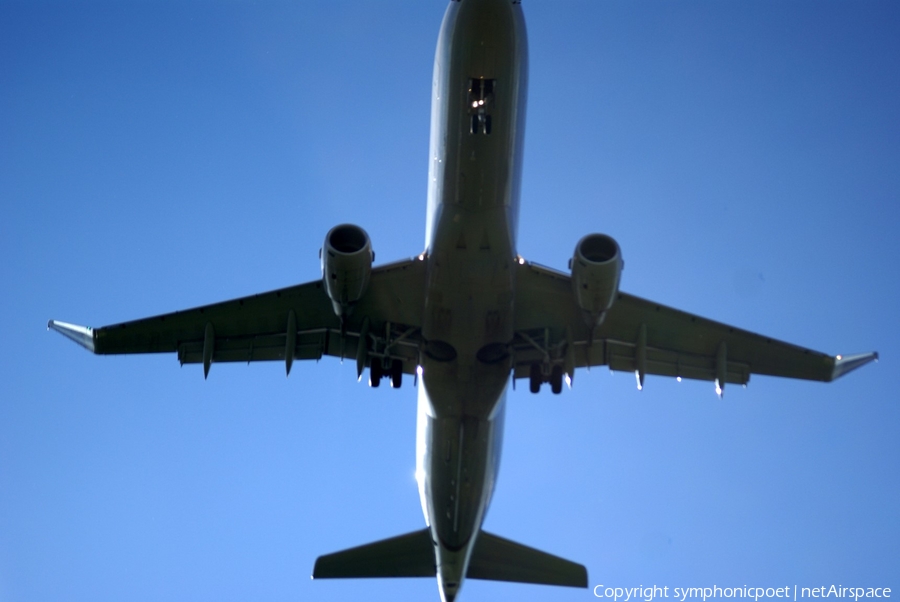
[49,257,427,378]
[513,261,877,392]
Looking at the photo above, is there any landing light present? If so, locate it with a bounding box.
[472,101,478,108]
[517,255,525,265]
[837,355,842,360]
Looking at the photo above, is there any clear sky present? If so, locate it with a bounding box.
[1,1,898,601]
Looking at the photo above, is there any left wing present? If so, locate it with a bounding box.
[50,257,427,379]
[513,261,877,394]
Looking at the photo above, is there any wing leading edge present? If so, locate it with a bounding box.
[513,261,877,392]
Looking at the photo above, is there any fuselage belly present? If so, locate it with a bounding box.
[415,1,528,600]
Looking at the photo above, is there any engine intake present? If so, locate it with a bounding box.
[321,224,374,318]
[569,233,623,326]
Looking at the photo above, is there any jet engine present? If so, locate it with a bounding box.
[321,224,374,319]
[569,233,623,326]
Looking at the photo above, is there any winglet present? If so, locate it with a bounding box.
[48,320,96,353]
[830,352,878,381]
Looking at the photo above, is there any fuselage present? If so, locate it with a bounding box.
[416,1,528,600]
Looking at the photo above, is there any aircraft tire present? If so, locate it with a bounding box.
[550,364,563,394]
[390,359,403,388]
[369,360,382,387]
[529,363,541,394]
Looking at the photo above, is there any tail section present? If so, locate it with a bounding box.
[467,531,588,588]
[312,527,587,590]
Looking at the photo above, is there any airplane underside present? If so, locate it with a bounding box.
[47,1,878,601]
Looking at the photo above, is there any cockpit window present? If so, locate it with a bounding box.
[468,78,495,135]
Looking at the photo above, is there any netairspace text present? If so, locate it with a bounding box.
[593,585,892,602]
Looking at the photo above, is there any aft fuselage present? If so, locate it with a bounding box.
[416,1,528,600]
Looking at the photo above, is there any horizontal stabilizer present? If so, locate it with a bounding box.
[467,531,587,588]
[48,320,95,352]
[313,528,435,579]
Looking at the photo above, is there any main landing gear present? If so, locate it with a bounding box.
[369,358,403,389]
[529,362,563,395]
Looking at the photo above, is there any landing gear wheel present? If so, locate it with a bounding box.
[390,359,403,389]
[529,363,542,394]
[550,364,563,395]
[369,359,382,388]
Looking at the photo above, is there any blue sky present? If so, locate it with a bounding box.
[2,2,898,601]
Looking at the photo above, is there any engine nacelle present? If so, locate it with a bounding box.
[321,224,374,318]
[569,233,623,326]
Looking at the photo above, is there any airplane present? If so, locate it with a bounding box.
[48,1,879,601]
